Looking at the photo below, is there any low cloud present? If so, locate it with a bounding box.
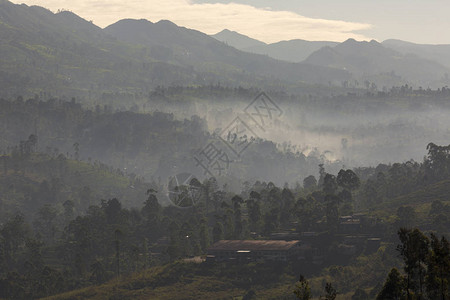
[12,0,373,42]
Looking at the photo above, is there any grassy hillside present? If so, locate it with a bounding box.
[43,245,398,300]
[371,178,450,221]
[0,151,149,220]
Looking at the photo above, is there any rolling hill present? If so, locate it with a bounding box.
[0,0,351,100]
[103,18,350,85]
[0,0,198,99]
[1,0,449,100]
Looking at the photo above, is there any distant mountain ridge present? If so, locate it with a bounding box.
[303,38,450,88]
[245,39,338,63]
[102,18,351,84]
[382,39,450,69]
[0,0,450,99]
[0,0,350,99]
[211,29,337,62]
[211,29,450,88]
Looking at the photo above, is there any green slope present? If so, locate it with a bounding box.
[0,152,148,219]
[371,178,450,222]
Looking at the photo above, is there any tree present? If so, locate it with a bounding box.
[424,143,450,182]
[280,188,295,226]
[377,268,405,300]
[397,228,429,298]
[35,204,58,244]
[336,169,360,191]
[426,234,450,300]
[303,175,317,190]
[318,164,326,187]
[0,214,29,270]
[323,282,337,300]
[73,142,80,160]
[263,208,279,235]
[90,260,106,284]
[103,198,122,225]
[142,191,162,240]
[25,134,38,155]
[199,218,210,252]
[212,222,224,243]
[325,195,340,233]
[246,198,261,232]
[293,275,311,300]
[323,173,338,195]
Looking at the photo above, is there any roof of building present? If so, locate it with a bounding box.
[208,240,300,251]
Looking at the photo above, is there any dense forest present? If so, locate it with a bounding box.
[1,97,449,298]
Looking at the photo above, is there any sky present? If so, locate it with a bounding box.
[9,0,450,44]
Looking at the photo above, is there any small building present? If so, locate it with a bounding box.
[207,240,301,262]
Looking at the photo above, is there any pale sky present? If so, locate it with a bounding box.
[9,0,450,44]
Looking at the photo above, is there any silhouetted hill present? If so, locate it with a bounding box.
[104,18,350,85]
[212,28,267,49]
[0,1,199,99]
[0,0,351,100]
[304,38,450,88]
[383,39,450,69]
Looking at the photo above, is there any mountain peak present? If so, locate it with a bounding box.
[155,19,178,28]
[113,18,153,25]
[55,10,100,29]
[216,29,233,34]
[344,38,357,43]
[211,29,266,50]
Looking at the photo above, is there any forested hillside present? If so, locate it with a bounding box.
[0,96,337,189]
[1,120,449,298]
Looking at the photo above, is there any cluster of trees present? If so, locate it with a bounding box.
[0,162,364,299]
[2,141,450,298]
[149,83,450,108]
[2,99,450,299]
[293,276,337,300]
[356,142,450,204]
[377,228,450,300]
[0,194,164,299]
[292,228,450,300]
